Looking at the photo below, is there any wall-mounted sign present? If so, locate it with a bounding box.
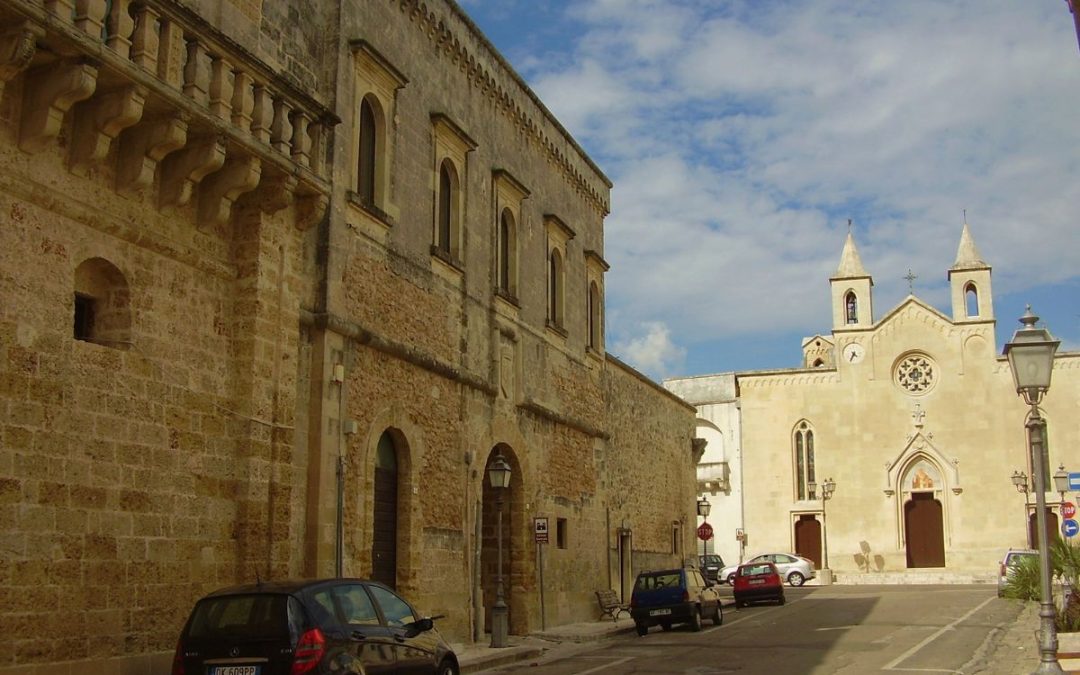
[534,517,549,543]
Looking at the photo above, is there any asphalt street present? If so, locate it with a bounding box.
[482,585,1026,675]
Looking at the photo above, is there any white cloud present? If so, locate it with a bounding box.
[468,1,1080,373]
[611,321,687,379]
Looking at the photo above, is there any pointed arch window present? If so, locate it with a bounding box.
[793,421,816,500]
[497,208,517,296]
[964,283,979,318]
[588,281,601,349]
[548,248,564,328]
[357,97,378,205]
[845,292,858,324]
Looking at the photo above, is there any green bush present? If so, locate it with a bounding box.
[1001,554,1041,601]
[1003,540,1080,631]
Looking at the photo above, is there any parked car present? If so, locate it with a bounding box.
[698,554,725,584]
[171,578,459,675]
[997,548,1038,597]
[733,562,785,608]
[629,566,723,636]
[721,553,816,586]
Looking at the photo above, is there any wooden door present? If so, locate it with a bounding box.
[372,433,398,589]
[794,515,822,570]
[905,493,945,568]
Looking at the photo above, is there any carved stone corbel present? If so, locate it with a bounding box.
[0,22,44,100]
[254,174,296,214]
[159,136,226,208]
[198,154,261,228]
[70,85,147,175]
[116,114,188,192]
[20,60,98,153]
[296,192,328,230]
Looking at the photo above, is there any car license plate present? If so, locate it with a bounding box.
[749,579,764,585]
[648,608,671,616]
[212,667,260,675]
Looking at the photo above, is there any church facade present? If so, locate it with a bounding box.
[670,226,1080,578]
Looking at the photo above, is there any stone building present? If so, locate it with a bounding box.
[668,226,1080,579]
[0,0,699,672]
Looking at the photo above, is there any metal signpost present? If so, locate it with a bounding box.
[535,517,548,630]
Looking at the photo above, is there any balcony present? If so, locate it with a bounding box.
[0,0,335,229]
[697,461,729,495]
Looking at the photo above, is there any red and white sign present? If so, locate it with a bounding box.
[1063,502,1077,519]
[696,522,714,541]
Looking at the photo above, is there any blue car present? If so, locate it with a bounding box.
[629,566,723,636]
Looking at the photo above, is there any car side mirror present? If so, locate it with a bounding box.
[404,617,434,637]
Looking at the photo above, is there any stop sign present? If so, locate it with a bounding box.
[697,522,714,541]
[1064,502,1077,519]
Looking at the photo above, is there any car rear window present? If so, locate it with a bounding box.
[740,564,772,576]
[187,594,295,640]
[634,572,681,591]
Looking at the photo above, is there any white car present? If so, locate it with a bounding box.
[721,553,816,587]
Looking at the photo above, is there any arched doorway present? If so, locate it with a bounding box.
[1028,509,1060,549]
[371,430,399,589]
[481,445,524,636]
[794,515,822,569]
[905,493,945,568]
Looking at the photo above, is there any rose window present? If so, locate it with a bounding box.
[895,354,936,394]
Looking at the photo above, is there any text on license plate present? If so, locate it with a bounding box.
[749,579,765,585]
[212,667,260,675]
[648,608,671,616]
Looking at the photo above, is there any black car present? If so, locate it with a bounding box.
[698,554,724,584]
[171,578,459,675]
[628,566,723,636]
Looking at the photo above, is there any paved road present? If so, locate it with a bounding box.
[484,585,1025,674]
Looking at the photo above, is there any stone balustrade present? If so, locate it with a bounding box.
[0,0,335,229]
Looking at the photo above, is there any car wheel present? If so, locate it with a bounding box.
[711,602,723,626]
[436,658,459,675]
[788,571,805,587]
[689,607,703,632]
[735,600,744,609]
[660,620,672,631]
[636,622,648,636]
[727,573,736,585]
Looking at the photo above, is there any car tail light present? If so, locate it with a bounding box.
[170,638,185,675]
[682,590,690,602]
[291,627,326,675]
[1000,562,1006,576]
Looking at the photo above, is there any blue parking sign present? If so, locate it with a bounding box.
[1064,519,1079,538]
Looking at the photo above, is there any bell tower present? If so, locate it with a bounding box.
[948,222,993,323]
[830,228,874,331]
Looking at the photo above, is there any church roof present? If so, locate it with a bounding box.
[951,222,989,270]
[833,231,869,278]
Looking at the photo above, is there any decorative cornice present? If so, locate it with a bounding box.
[393,0,611,216]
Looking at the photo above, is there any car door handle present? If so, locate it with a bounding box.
[350,631,368,640]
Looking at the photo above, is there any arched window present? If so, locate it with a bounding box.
[498,208,516,295]
[588,281,601,349]
[845,292,858,324]
[548,248,563,327]
[74,257,131,349]
[357,97,378,204]
[436,159,457,254]
[793,421,816,500]
[812,358,824,368]
[964,283,979,318]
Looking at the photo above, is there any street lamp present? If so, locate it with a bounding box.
[1013,470,1031,547]
[697,497,711,556]
[1055,465,1070,503]
[808,477,836,584]
[488,453,511,648]
[1004,306,1062,675]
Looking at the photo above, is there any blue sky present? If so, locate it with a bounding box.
[460,0,1080,380]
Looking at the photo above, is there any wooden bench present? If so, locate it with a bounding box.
[595,589,630,622]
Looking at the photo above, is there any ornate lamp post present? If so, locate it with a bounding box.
[697,497,712,557]
[488,453,512,648]
[808,477,836,583]
[1055,465,1070,503]
[1004,306,1062,675]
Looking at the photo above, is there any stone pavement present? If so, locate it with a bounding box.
[456,597,1080,674]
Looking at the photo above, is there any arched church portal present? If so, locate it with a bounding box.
[900,458,946,568]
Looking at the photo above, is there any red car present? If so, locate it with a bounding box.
[733,562,785,608]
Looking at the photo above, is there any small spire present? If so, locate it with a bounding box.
[835,224,868,278]
[952,221,987,270]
